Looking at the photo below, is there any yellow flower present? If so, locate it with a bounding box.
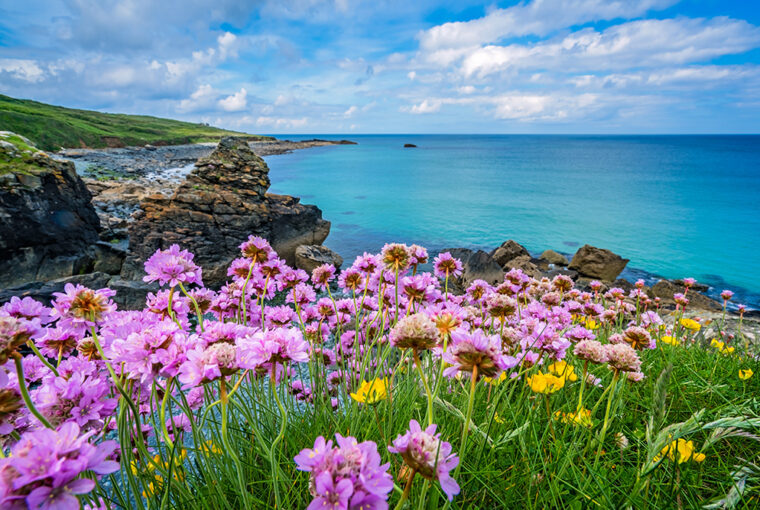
[350,377,389,405]
[547,361,578,382]
[483,371,508,385]
[739,369,754,380]
[656,438,706,464]
[710,339,735,355]
[526,372,566,394]
[585,319,600,330]
[660,335,679,346]
[554,408,593,428]
[680,318,701,332]
[202,440,222,456]
[494,411,505,424]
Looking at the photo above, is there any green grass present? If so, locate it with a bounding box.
[0,131,46,176]
[0,94,272,151]
[103,303,760,510]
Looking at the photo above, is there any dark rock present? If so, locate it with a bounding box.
[0,272,112,306]
[92,241,127,275]
[0,133,100,288]
[649,279,722,311]
[128,137,330,287]
[446,248,504,287]
[295,245,344,274]
[108,277,158,310]
[539,249,569,266]
[568,244,629,281]
[611,278,635,293]
[490,240,530,268]
[403,143,417,148]
[673,279,710,293]
[544,268,578,280]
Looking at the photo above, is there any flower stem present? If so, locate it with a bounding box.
[457,365,479,477]
[13,353,53,429]
[270,365,288,509]
[219,377,251,510]
[26,340,58,377]
[595,371,619,465]
[394,469,417,510]
[413,350,434,426]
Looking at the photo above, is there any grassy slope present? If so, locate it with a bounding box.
[0,94,271,151]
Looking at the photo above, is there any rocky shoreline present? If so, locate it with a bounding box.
[0,132,757,338]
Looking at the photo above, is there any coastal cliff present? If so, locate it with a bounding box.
[126,137,330,286]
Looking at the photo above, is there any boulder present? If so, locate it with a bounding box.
[92,241,127,275]
[672,279,710,293]
[0,272,112,306]
[544,268,578,280]
[446,248,504,287]
[295,245,344,274]
[491,240,529,268]
[0,132,100,288]
[568,244,629,281]
[649,279,722,311]
[503,255,542,278]
[539,249,568,266]
[403,143,417,148]
[108,277,158,311]
[128,137,331,287]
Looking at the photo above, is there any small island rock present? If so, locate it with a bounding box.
[568,244,629,281]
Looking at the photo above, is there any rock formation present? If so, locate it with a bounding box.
[446,248,505,288]
[127,137,330,287]
[568,244,629,281]
[491,240,530,268]
[539,249,569,266]
[295,245,344,274]
[0,132,101,288]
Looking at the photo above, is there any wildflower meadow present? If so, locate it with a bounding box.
[0,237,758,509]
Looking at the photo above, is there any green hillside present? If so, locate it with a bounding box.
[0,94,271,151]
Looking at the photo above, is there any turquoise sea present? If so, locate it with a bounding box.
[264,135,760,309]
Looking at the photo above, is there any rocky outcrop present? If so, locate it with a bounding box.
[503,255,542,278]
[539,249,568,266]
[491,240,530,268]
[128,137,330,287]
[295,245,344,274]
[568,244,629,281]
[650,280,722,311]
[0,132,101,288]
[446,248,505,288]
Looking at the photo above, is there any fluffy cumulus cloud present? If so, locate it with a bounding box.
[1,0,760,132]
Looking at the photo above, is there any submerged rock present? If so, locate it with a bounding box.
[295,245,344,274]
[0,132,100,288]
[128,137,330,287]
[568,244,629,281]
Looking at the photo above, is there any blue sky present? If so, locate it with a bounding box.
[2,0,760,134]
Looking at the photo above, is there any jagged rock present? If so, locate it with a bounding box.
[403,143,417,148]
[108,277,158,310]
[539,250,569,266]
[92,241,127,275]
[446,248,505,287]
[491,240,530,268]
[649,279,722,311]
[568,244,629,281]
[295,245,344,274]
[128,137,330,287]
[504,255,542,278]
[0,272,112,306]
[672,279,710,293]
[0,132,100,288]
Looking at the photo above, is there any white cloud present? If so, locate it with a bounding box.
[219,88,248,111]
[343,105,358,117]
[419,0,677,64]
[178,84,219,112]
[460,17,760,77]
[0,59,46,83]
[409,99,442,114]
[255,116,309,128]
[457,85,476,94]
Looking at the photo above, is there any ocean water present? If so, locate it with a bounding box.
[264,135,760,308]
